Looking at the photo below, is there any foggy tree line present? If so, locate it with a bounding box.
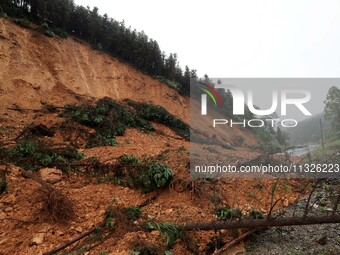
[0,0,198,95]
[324,86,340,137]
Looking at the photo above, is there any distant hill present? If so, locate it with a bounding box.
[284,113,332,145]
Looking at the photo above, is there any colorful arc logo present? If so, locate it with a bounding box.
[199,82,223,106]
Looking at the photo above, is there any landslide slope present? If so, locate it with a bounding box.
[0,18,302,255]
[0,18,188,121]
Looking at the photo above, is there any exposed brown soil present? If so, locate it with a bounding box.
[0,18,311,255]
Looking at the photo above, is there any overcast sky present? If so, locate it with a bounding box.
[74,0,340,78]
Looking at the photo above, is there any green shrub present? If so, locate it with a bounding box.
[41,23,67,38]
[61,104,104,127]
[119,154,140,165]
[125,206,142,220]
[61,98,155,148]
[155,76,182,91]
[86,133,118,148]
[52,27,68,38]
[143,222,180,247]
[139,163,173,193]
[10,139,36,157]
[114,157,173,193]
[216,207,243,220]
[254,128,281,153]
[127,100,189,139]
[9,139,84,171]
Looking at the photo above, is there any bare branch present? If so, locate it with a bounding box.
[303,179,322,218]
[267,198,281,220]
[212,229,257,255]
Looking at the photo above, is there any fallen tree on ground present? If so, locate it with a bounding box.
[178,214,340,231]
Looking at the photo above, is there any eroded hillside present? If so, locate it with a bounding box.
[0,18,188,121]
[0,18,308,255]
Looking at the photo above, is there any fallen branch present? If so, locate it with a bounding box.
[43,204,118,255]
[266,198,281,220]
[178,215,340,231]
[43,226,103,255]
[6,106,66,112]
[267,179,279,220]
[21,169,55,190]
[7,107,40,112]
[212,229,257,255]
[303,179,322,218]
[43,212,340,254]
[15,121,35,141]
[138,193,159,208]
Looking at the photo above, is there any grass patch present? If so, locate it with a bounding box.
[155,76,182,91]
[311,139,340,162]
[325,138,340,151]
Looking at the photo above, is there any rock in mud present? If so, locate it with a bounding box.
[30,233,45,245]
[39,168,62,184]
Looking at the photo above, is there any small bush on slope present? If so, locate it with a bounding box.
[61,98,154,148]
[115,155,173,193]
[127,100,189,139]
[8,139,84,171]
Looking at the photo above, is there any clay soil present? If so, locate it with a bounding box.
[0,18,315,255]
